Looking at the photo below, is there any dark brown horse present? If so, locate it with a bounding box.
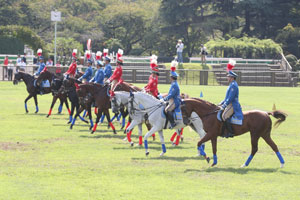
[13,71,52,113]
[182,98,287,167]
[36,70,70,117]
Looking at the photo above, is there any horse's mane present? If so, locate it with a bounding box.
[134,91,160,102]
[189,97,217,108]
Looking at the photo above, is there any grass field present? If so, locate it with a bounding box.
[0,81,300,200]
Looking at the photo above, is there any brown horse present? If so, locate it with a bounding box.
[181,98,287,167]
[13,71,52,113]
[36,70,70,117]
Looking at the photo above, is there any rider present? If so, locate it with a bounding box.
[218,70,243,138]
[34,56,46,76]
[64,56,77,79]
[106,49,123,91]
[144,55,159,98]
[104,56,112,82]
[90,60,105,85]
[163,60,181,129]
[78,59,93,83]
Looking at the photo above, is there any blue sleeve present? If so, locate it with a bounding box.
[223,85,237,107]
[36,63,45,75]
[82,68,91,79]
[164,84,177,101]
[105,66,112,78]
[99,71,104,83]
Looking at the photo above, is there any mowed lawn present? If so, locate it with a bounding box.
[0,81,299,200]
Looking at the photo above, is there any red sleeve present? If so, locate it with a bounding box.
[65,63,77,75]
[109,66,122,81]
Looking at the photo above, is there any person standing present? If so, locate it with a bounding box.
[163,61,181,129]
[218,70,243,138]
[3,55,8,78]
[16,54,22,72]
[200,44,207,65]
[46,58,53,67]
[7,60,14,81]
[176,40,184,64]
[20,58,27,72]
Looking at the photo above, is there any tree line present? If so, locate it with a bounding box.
[0,0,300,59]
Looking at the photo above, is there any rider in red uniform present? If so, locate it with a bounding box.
[144,55,159,97]
[64,56,77,78]
[106,49,123,91]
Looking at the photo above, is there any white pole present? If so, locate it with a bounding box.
[54,21,57,65]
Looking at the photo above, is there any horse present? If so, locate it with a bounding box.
[36,70,70,117]
[182,98,287,168]
[115,91,208,158]
[13,71,52,113]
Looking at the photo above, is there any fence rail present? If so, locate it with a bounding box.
[1,65,299,87]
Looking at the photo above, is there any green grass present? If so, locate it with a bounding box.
[0,82,300,200]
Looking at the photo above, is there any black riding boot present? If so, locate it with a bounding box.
[167,111,176,129]
[225,119,234,138]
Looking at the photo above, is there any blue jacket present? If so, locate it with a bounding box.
[90,68,105,84]
[220,80,243,124]
[79,66,93,82]
[164,80,181,109]
[35,62,46,75]
[104,63,112,79]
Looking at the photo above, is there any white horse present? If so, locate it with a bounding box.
[111,91,181,146]
[111,91,208,159]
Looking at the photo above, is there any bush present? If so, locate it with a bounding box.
[286,54,298,71]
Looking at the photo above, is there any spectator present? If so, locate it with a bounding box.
[20,59,26,72]
[16,54,22,72]
[23,53,27,64]
[46,58,53,66]
[55,61,62,75]
[200,44,207,65]
[7,60,14,81]
[3,55,8,78]
[176,39,184,64]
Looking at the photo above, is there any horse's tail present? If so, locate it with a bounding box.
[267,110,287,128]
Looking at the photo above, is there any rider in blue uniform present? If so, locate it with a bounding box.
[164,63,181,128]
[78,59,93,83]
[218,70,243,137]
[34,56,46,76]
[90,60,105,85]
[104,56,112,81]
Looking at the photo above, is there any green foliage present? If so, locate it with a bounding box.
[0,36,24,54]
[206,36,282,59]
[285,54,299,71]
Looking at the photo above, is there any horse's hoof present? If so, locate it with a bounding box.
[58,112,61,114]
[84,120,88,124]
[130,142,134,147]
[26,110,29,113]
[123,137,128,141]
[89,126,92,130]
[211,163,217,167]
[172,143,176,147]
[67,121,71,124]
[146,152,149,156]
[152,136,155,141]
[160,152,165,157]
[70,125,73,130]
[121,126,125,130]
[181,137,184,142]
[91,131,94,134]
[35,111,38,114]
[113,130,117,134]
[46,115,50,118]
[206,157,210,163]
[280,163,284,168]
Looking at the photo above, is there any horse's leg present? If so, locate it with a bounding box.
[64,98,71,115]
[144,126,160,156]
[91,109,102,134]
[138,123,143,146]
[210,137,217,166]
[33,95,39,113]
[262,134,285,168]
[87,105,94,130]
[57,97,63,114]
[47,96,58,117]
[175,128,184,146]
[104,109,116,134]
[24,94,33,113]
[77,106,88,124]
[241,134,259,168]
[145,122,155,141]
[68,103,75,124]
[70,106,85,129]
[158,130,166,156]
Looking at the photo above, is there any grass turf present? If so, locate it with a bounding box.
[0,81,299,200]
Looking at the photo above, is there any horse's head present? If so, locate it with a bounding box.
[13,72,22,85]
[110,91,124,114]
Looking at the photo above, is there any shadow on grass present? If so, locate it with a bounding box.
[131,154,202,162]
[80,134,125,139]
[184,167,293,174]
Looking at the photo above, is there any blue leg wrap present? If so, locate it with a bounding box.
[58,104,63,113]
[110,115,116,122]
[69,115,73,122]
[79,115,85,121]
[100,115,105,123]
[144,140,148,150]
[71,117,76,126]
[202,144,205,151]
[162,144,166,153]
[25,103,28,111]
[245,155,254,166]
[89,119,94,128]
[82,110,87,118]
[117,113,122,121]
[199,144,206,156]
[122,117,126,127]
[213,155,218,165]
[276,151,285,164]
[36,106,39,113]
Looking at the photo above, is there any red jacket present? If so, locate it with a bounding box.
[65,62,77,76]
[4,57,8,66]
[145,74,158,97]
[109,64,122,82]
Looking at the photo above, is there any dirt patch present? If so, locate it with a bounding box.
[0,142,29,151]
